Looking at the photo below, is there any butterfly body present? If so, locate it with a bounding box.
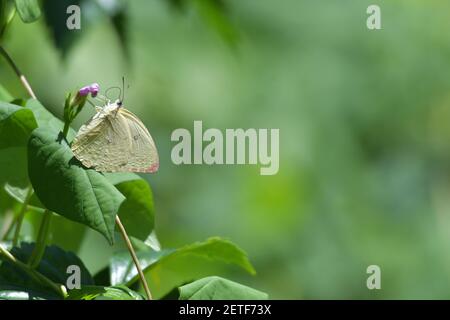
[71,100,159,173]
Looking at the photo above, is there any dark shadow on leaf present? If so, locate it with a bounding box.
[68,156,85,169]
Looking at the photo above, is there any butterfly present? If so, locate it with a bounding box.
[71,99,159,173]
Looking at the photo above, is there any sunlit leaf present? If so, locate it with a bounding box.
[110,237,256,286]
[179,276,268,300]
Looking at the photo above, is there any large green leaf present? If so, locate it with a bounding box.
[179,276,268,300]
[104,173,155,241]
[0,243,94,299]
[110,237,256,286]
[0,101,38,188]
[28,127,125,244]
[14,0,41,23]
[66,285,144,300]
[0,101,37,149]
[0,99,76,188]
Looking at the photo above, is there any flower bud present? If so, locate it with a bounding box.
[78,85,91,96]
[89,83,100,97]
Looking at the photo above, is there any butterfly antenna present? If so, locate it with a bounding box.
[121,76,125,103]
[105,86,122,103]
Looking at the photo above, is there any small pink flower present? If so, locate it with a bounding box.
[78,83,100,97]
[89,83,99,97]
[78,85,91,96]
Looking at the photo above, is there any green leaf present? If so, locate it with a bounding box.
[4,183,43,209]
[28,127,125,244]
[0,287,46,300]
[0,101,38,188]
[42,0,82,57]
[3,183,28,202]
[110,237,256,286]
[104,173,155,241]
[0,99,76,188]
[42,0,129,59]
[25,99,76,141]
[179,276,268,300]
[14,0,41,23]
[66,285,144,300]
[0,101,38,149]
[0,147,29,188]
[0,0,16,39]
[0,243,94,299]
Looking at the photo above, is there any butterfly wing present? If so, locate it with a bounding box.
[117,108,159,173]
[71,107,132,172]
[71,106,159,173]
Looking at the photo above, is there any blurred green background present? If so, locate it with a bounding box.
[2,0,450,299]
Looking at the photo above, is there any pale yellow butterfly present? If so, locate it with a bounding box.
[71,100,159,173]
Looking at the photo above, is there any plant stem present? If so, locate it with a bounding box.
[12,186,34,247]
[0,243,67,298]
[115,215,153,300]
[62,122,70,139]
[0,45,37,99]
[28,210,52,269]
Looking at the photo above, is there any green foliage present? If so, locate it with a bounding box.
[179,276,268,300]
[42,0,129,58]
[105,173,155,241]
[0,101,37,149]
[0,0,262,300]
[14,0,40,23]
[0,101,37,188]
[110,237,256,286]
[0,288,45,300]
[25,99,76,140]
[28,127,124,244]
[0,243,93,299]
[0,0,16,39]
[41,0,81,56]
[66,285,144,300]
[0,94,257,300]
